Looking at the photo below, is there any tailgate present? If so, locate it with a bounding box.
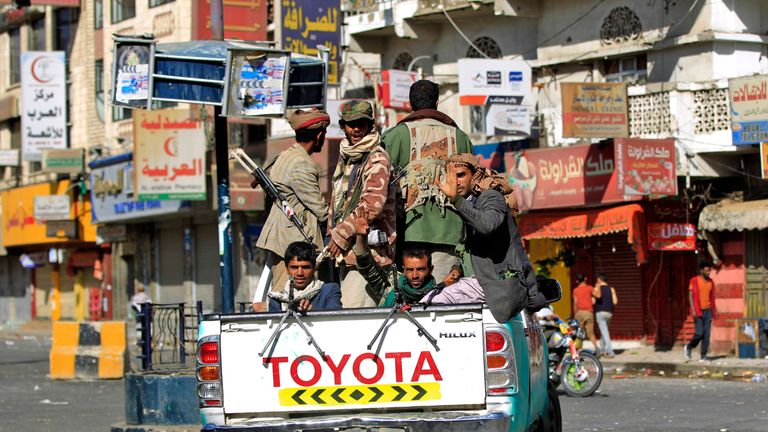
[219,305,486,415]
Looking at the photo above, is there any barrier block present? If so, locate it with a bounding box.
[100,321,128,378]
[50,322,79,379]
[49,321,127,380]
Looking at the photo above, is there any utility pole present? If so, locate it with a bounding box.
[210,0,235,314]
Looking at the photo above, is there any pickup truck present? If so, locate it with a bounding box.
[196,282,562,432]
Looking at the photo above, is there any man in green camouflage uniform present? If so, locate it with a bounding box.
[328,100,396,308]
[382,80,474,281]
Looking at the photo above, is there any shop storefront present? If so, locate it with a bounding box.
[90,153,193,318]
[1,181,98,321]
[699,199,768,353]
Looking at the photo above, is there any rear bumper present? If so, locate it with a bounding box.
[201,410,511,432]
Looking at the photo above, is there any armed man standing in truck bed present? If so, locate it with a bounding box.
[254,109,331,309]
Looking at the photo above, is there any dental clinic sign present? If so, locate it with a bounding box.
[21,51,67,161]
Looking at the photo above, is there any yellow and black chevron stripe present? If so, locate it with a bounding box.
[279,382,441,406]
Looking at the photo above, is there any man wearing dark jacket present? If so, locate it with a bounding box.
[382,80,473,281]
[437,154,544,323]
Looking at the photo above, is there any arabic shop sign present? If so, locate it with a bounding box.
[561,82,628,138]
[486,104,530,137]
[0,149,19,166]
[196,0,267,41]
[282,0,341,83]
[33,195,71,221]
[761,142,768,180]
[647,222,696,251]
[42,149,83,174]
[21,51,67,161]
[458,59,532,106]
[729,75,768,145]
[133,109,207,201]
[615,138,677,196]
[476,141,635,211]
[90,157,186,223]
[381,70,417,110]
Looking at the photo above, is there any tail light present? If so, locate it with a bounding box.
[484,324,518,396]
[197,336,222,408]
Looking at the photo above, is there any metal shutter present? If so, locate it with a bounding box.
[589,233,645,339]
[195,223,220,312]
[158,228,186,304]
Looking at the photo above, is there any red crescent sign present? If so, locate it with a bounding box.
[163,137,178,157]
[29,56,54,84]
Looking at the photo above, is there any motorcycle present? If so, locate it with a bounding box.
[540,314,603,397]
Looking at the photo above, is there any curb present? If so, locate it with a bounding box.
[110,423,200,432]
[601,361,768,377]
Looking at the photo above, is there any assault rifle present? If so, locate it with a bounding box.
[230,149,314,245]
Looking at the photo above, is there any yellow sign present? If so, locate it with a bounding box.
[561,82,629,138]
[761,142,768,180]
[1,181,96,247]
[279,382,441,406]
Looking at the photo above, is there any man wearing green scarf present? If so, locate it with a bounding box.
[350,209,439,307]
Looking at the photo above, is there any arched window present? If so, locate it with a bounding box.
[466,37,502,59]
[600,6,642,45]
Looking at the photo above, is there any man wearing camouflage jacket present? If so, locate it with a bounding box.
[328,100,396,308]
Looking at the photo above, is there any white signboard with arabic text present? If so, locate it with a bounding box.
[21,51,67,161]
[34,195,71,221]
[134,110,207,201]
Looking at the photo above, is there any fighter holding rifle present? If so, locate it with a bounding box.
[231,109,331,308]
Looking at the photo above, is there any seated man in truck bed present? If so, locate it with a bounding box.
[351,210,452,306]
[436,153,546,322]
[266,242,342,312]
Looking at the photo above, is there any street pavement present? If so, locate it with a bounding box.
[0,333,124,432]
[1,330,767,432]
[559,376,768,432]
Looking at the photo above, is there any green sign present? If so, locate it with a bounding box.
[43,149,83,174]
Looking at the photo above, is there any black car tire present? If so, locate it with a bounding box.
[538,381,562,432]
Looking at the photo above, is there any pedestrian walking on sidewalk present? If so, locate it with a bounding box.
[573,273,600,353]
[594,272,618,358]
[684,262,717,361]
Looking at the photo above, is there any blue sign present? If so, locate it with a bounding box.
[732,121,768,145]
[90,156,187,223]
[281,0,340,83]
[509,71,523,82]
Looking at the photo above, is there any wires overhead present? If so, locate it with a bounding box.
[440,3,491,59]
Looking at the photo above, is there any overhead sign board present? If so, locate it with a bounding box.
[134,109,207,201]
[561,82,628,138]
[0,149,19,166]
[34,195,71,222]
[381,70,417,110]
[90,156,187,223]
[21,51,67,161]
[729,75,768,145]
[615,138,677,196]
[485,104,530,137]
[42,149,83,174]
[224,49,290,117]
[111,37,154,110]
[647,223,696,251]
[458,59,532,106]
[282,0,341,84]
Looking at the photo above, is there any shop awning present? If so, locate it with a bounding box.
[519,204,647,265]
[699,199,768,232]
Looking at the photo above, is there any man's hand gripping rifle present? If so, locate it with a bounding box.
[230,149,315,245]
[258,276,326,359]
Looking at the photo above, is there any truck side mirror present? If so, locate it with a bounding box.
[538,278,562,304]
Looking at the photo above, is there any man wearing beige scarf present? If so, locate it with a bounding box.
[327,100,396,308]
